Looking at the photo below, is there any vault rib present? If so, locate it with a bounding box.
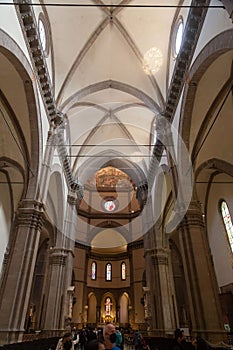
[91,0,133,17]
[113,17,165,109]
[56,16,110,106]
[57,0,133,106]
[72,105,149,174]
[72,111,110,173]
[70,102,109,113]
[61,80,161,114]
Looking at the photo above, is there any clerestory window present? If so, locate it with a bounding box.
[220,200,233,253]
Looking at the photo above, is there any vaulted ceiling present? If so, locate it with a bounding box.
[42,0,188,181]
[16,0,231,250]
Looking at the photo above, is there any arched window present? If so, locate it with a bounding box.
[121,262,126,280]
[105,297,112,314]
[91,261,97,280]
[106,263,112,281]
[173,17,184,57]
[220,200,233,253]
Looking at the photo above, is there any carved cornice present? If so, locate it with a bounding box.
[67,193,77,206]
[77,208,140,220]
[16,1,84,201]
[127,239,144,250]
[148,0,210,187]
[74,239,143,256]
[75,241,91,251]
[165,0,210,122]
[15,1,58,123]
[89,252,129,261]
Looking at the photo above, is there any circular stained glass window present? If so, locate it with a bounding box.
[102,198,118,212]
[104,200,116,212]
[38,18,46,51]
[38,14,49,56]
[174,19,184,57]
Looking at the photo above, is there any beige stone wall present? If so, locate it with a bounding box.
[132,247,145,327]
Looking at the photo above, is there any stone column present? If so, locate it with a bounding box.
[0,199,44,344]
[142,286,152,330]
[143,200,176,337]
[143,196,158,335]
[151,248,176,336]
[62,192,78,326]
[43,246,69,333]
[43,191,78,333]
[178,199,226,342]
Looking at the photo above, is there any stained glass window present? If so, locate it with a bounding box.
[38,18,46,51]
[106,263,112,281]
[105,297,112,314]
[91,261,97,280]
[175,20,183,56]
[121,262,126,280]
[220,200,233,253]
[172,17,183,58]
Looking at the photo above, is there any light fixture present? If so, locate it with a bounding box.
[143,47,163,74]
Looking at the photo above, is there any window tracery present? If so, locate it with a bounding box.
[220,200,233,253]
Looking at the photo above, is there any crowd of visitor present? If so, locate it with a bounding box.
[55,325,197,350]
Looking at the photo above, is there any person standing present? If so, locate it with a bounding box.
[87,326,98,344]
[103,323,121,350]
[72,327,79,350]
[171,328,187,350]
[116,327,123,350]
[133,330,143,350]
[79,329,87,350]
[56,332,75,350]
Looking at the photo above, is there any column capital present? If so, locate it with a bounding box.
[49,247,74,266]
[179,199,204,230]
[150,247,170,266]
[145,247,170,257]
[152,254,168,266]
[144,247,170,265]
[15,199,44,230]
